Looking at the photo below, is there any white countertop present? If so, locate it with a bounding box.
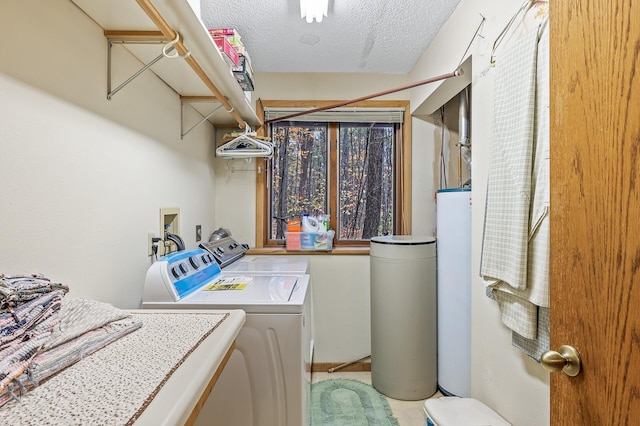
[0,309,246,426]
[133,309,245,425]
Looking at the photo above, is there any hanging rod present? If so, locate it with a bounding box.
[263,68,464,124]
[104,30,168,42]
[135,0,247,129]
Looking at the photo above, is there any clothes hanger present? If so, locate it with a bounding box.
[491,0,548,66]
[216,125,274,158]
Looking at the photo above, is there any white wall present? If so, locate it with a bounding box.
[409,1,550,425]
[308,256,371,363]
[411,117,439,237]
[413,96,462,239]
[0,0,217,308]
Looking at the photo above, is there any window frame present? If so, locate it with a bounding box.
[255,100,412,250]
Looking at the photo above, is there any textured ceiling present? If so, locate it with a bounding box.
[200,0,462,74]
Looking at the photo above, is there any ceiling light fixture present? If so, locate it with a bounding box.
[300,0,328,23]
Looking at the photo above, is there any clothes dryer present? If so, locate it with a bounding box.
[199,236,310,275]
[221,254,310,275]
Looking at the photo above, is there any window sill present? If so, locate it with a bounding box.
[246,246,370,255]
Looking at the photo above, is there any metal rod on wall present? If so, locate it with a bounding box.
[263,68,464,125]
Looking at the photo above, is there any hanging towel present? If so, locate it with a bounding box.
[513,307,550,360]
[481,21,550,355]
[480,27,538,292]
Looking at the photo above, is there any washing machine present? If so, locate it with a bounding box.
[142,248,312,426]
[198,238,313,424]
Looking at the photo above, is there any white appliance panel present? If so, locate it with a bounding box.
[182,275,298,303]
[195,314,307,426]
[144,275,308,314]
[436,188,472,397]
[222,255,310,274]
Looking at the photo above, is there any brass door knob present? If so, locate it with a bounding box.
[540,345,582,377]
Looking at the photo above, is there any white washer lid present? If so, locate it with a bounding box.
[223,255,310,274]
[424,398,511,425]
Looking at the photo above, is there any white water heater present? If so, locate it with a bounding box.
[436,188,471,397]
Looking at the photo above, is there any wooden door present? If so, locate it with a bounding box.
[550,1,640,424]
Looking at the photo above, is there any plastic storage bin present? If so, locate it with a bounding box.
[286,230,334,250]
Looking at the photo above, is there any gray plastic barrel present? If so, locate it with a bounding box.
[370,235,437,400]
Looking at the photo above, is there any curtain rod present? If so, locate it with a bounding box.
[263,68,464,125]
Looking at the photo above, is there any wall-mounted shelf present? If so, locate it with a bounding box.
[71,0,261,130]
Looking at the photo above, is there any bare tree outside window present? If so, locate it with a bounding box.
[270,122,328,239]
[338,123,394,240]
[270,120,395,242]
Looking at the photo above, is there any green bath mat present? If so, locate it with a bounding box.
[311,379,400,426]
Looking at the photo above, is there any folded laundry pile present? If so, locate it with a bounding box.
[0,274,142,407]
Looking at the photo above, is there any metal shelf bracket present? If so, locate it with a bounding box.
[180,97,223,139]
[106,38,173,100]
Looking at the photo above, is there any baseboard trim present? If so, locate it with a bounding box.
[312,361,372,373]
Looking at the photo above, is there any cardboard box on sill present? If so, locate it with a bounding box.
[287,219,301,233]
[286,232,301,250]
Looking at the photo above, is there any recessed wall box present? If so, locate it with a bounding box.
[160,207,180,254]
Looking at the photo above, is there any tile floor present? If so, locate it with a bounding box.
[311,370,442,426]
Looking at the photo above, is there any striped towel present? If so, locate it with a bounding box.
[0,274,68,313]
[0,296,141,406]
[480,27,538,292]
[0,291,64,395]
[481,22,550,358]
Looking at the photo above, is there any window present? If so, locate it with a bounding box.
[256,100,412,249]
[337,123,395,239]
[270,121,328,239]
